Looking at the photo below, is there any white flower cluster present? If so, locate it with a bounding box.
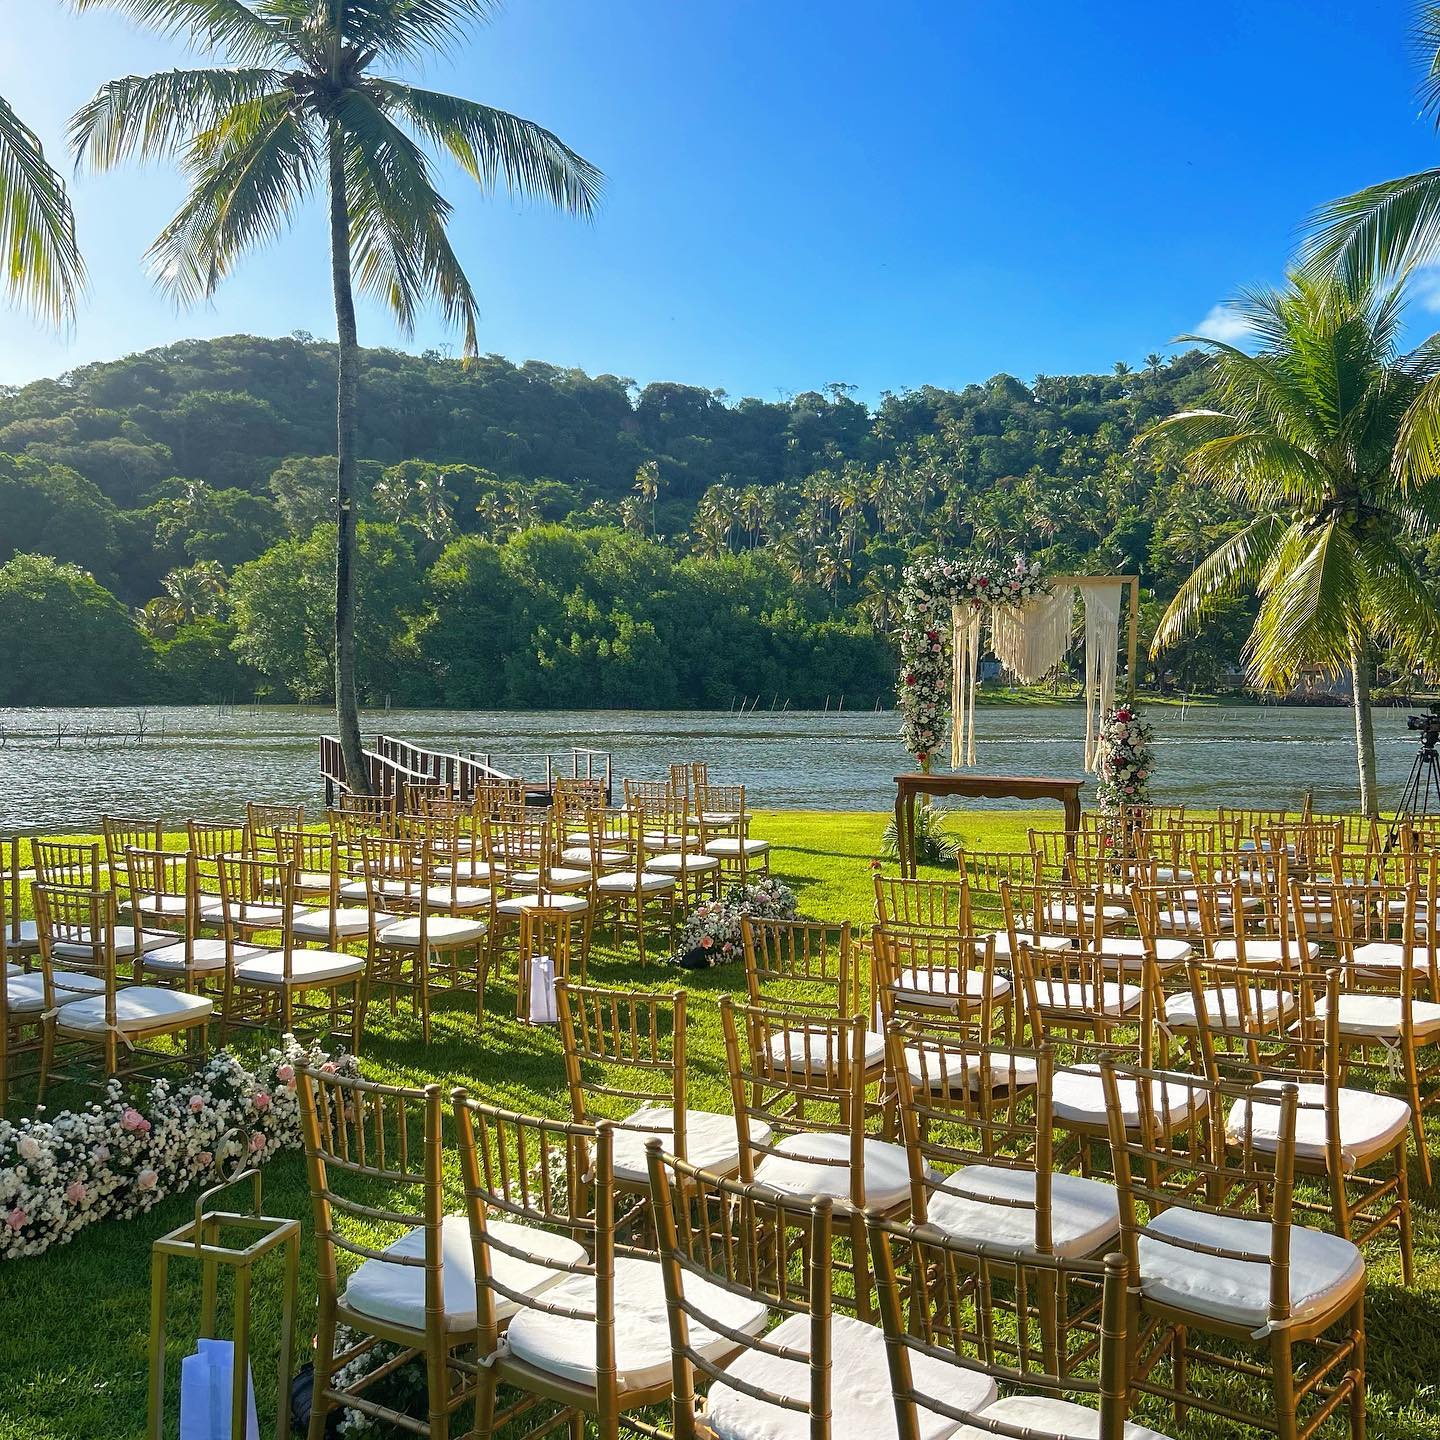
[328,1327,429,1438]
[1095,703,1157,815]
[0,1036,360,1262]
[896,552,1050,764]
[673,878,798,967]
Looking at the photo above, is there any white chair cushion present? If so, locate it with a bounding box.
[1138,1206,1363,1332]
[1163,985,1295,1031]
[197,897,228,924]
[1316,993,1440,1039]
[377,914,488,948]
[1052,1064,1207,1132]
[645,852,722,875]
[3,919,40,951]
[595,871,675,895]
[1023,902,1126,928]
[960,1395,1175,1439]
[1099,935,1192,969]
[131,893,191,920]
[508,867,591,891]
[232,950,364,986]
[890,968,1012,1007]
[1209,938,1319,964]
[561,846,628,868]
[610,1105,771,1183]
[51,926,173,959]
[1352,941,1436,974]
[983,930,1072,960]
[143,938,268,974]
[5,969,106,1013]
[503,1254,768,1392]
[58,986,212,1033]
[425,885,492,909]
[902,1044,1039,1095]
[1226,1080,1411,1169]
[766,1030,886,1075]
[430,860,491,882]
[926,1164,1119,1259]
[495,893,590,917]
[1027,980,1141,1015]
[752,1132,913,1209]
[706,1309,996,1440]
[292,907,390,940]
[213,903,306,930]
[704,838,771,859]
[344,1214,585,1333]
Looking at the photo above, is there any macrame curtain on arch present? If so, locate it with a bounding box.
[990,589,1073,685]
[950,605,983,768]
[1077,579,1124,772]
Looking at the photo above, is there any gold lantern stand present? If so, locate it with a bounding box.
[147,1161,300,1440]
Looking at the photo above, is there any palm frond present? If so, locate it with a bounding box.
[70,68,286,169]
[1150,513,1286,656]
[146,89,316,303]
[331,89,478,352]
[374,79,602,217]
[1415,4,1440,129]
[71,0,294,65]
[1303,167,1440,285]
[0,93,84,326]
[1245,520,1359,687]
[324,0,501,59]
[1355,528,1440,676]
[1393,369,1440,491]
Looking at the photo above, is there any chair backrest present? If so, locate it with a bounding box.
[123,844,197,939]
[873,874,967,932]
[557,982,686,1145]
[298,1068,446,1359]
[872,925,1000,1026]
[275,826,341,906]
[1001,876,1098,949]
[100,815,162,901]
[645,1142,833,1440]
[959,847,1039,916]
[867,1212,1133,1440]
[359,832,428,913]
[185,819,247,878]
[720,996,877,1203]
[1101,1058,1301,1334]
[1014,943,1164,1064]
[35,885,119,1014]
[245,801,304,850]
[33,839,103,891]
[484,810,551,881]
[331,791,396,833]
[1130,878,1223,951]
[217,853,297,971]
[1,837,24,949]
[740,917,858,1016]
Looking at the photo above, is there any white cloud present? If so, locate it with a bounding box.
[1409,266,1440,312]
[1192,303,1253,344]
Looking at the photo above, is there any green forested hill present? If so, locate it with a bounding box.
[0,335,1257,707]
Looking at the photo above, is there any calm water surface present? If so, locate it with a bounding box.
[0,704,1427,831]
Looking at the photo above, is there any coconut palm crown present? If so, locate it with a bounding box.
[70,0,602,788]
[1144,272,1440,814]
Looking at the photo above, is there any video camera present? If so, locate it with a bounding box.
[1407,700,1440,741]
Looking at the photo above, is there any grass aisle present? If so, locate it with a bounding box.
[0,809,1436,1438]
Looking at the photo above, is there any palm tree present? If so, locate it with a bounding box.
[1144,272,1440,814]
[1305,5,1440,284]
[161,560,227,624]
[72,0,601,792]
[0,92,84,324]
[633,460,662,534]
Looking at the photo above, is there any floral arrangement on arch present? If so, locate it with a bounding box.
[1094,702,1156,814]
[0,1036,359,1262]
[896,552,1050,768]
[673,878,798,969]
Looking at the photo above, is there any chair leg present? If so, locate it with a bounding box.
[1395,1141,1414,1287]
[1406,1057,1432,1189]
[307,1303,337,1440]
[1349,1294,1367,1440]
[1271,1333,1297,1440]
[37,1019,54,1104]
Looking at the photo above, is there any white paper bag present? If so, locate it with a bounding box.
[180,1337,259,1440]
[528,953,558,1024]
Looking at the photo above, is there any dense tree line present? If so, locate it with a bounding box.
[0,333,1258,707]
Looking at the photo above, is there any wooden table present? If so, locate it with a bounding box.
[893,772,1085,877]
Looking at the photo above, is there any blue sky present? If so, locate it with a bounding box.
[1,0,1436,396]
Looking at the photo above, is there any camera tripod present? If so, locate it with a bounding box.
[1384,719,1440,851]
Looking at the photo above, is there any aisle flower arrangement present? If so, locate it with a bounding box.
[895,552,1048,767]
[673,878,798,968]
[0,1036,358,1261]
[1094,702,1156,814]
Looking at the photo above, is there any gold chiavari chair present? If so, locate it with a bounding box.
[401,780,455,813]
[886,1023,1121,1263]
[1101,1061,1367,1440]
[557,796,629,872]
[1188,952,1413,1283]
[361,834,487,1038]
[35,885,212,1097]
[100,814,162,909]
[648,1141,982,1439]
[275,827,384,952]
[698,783,771,883]
[217,855,366,1047]
[486,813,592,992]
[637,793,722,906]
[516,904,580,1023]
[719,996,910,1320]
[740,917,865,1026]
[33,837,172,965]
[586,806,675,960]
[330,791,396,833]
[452,1098,746,1440]
[557,983,768,1202]
[245,800,305,852]
[1303,867,1440,1187]
[1193,841,1317,970]
[299,1071,575,1440]
[868,1215,1158,1440]
[125,845,267,998]
[872,926,1010,1027]
[397,813,494,907]
[1,835,39,961]
[186,819,248,923]
[873,872,967,931]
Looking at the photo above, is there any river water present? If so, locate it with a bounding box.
[0,703,1427,831]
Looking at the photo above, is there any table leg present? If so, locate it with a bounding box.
[896,787,914,878]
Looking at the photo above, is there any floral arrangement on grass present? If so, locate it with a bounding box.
[896,552,1049,768]
[0,1036,359,1262]
[1094,702,1156,815]
[673,878,798,969]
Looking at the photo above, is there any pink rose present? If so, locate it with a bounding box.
[249,1133,267,1153]
[120,1107,145,1132]
[197,1151,213,1168]
[5,1208,26,1232]
[276,1064,295,1085]
[92,1145,111,1164]
[319,1061,337,1074]
[189,1096,205,1113]
[252,1092,271,1112]
[700,935,713,949]
[65,1181,86,1206]
[137,1169,158,1191]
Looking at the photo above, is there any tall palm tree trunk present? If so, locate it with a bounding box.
[1350,637,1378,817]
[328,124,370,796]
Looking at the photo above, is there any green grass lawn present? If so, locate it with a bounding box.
[1,809,1437,1438]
